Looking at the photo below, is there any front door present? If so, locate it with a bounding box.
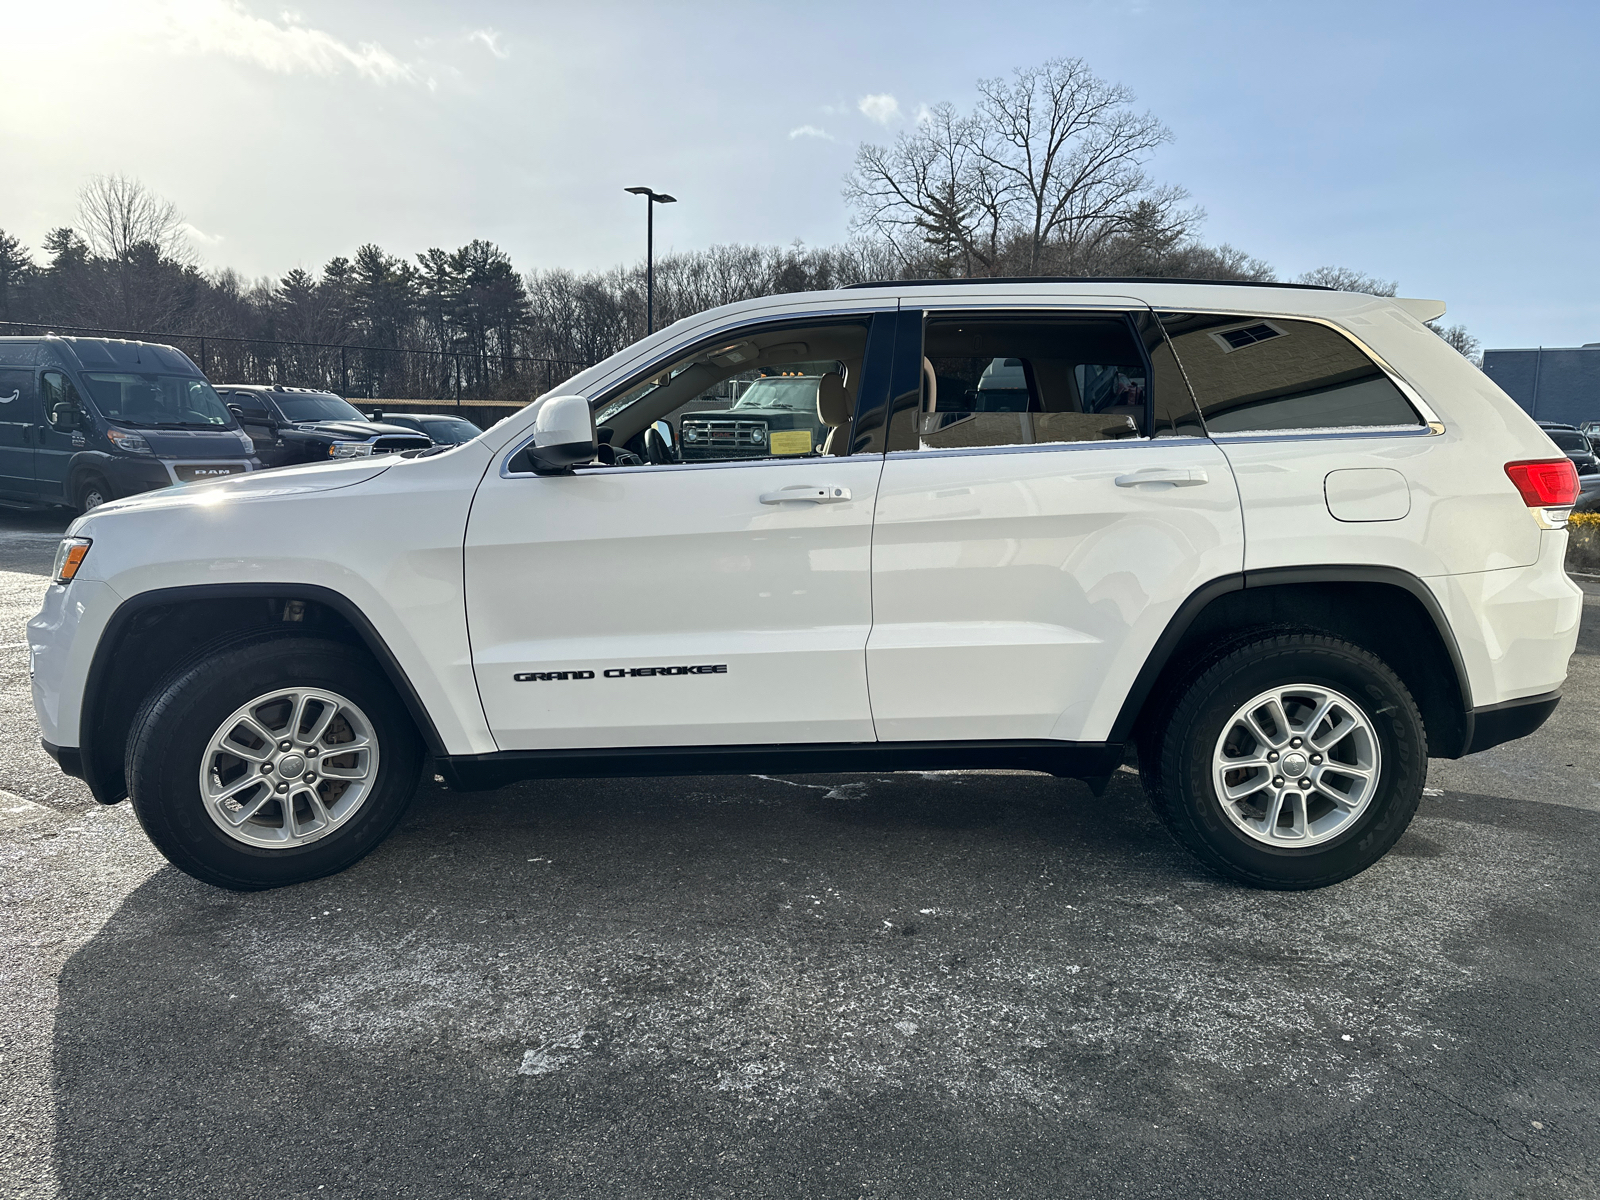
[865,306,1245,744]
[0,365,36,499]
[36,370,85,504]
[465,312,890,751]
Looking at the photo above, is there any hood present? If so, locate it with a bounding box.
[288,419,426,439]
[76,456,396,524]
[111,425,254,459]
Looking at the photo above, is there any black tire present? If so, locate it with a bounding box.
[73,474,112,513]
[126,636,423,890]
[1139,632,1425,890]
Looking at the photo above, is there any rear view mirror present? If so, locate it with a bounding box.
[522,394,596,475]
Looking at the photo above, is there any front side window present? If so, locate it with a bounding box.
[590,318,872,466]
[40,371,84,429]
[886,313,1155,452]
[1160,314,1423,434]
[81,372,235,429]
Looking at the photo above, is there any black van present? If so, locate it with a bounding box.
[0,336,257,512]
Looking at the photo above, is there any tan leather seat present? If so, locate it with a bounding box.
[817,373,851,455]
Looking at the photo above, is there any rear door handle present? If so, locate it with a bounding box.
[1114,468,1209,488]
[759,485,852,504]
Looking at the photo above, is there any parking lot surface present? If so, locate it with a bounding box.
[2,509,1597,1199]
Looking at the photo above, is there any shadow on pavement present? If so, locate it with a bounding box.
[51,772,1600,1198]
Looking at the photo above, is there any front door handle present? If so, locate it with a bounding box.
[759,485,852,504]
[1114,467,1209,488]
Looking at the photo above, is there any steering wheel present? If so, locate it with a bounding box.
[644,425,673,465]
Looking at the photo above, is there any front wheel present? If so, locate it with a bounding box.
[1140,632,1426,890]
[73,474,111,513]
[126,636,423,890]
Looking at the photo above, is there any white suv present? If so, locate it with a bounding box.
[28,280,1583,891]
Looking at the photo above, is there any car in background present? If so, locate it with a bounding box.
[364,410,482,445]
[215,385,431,468]
[1541,424,1600,482]
[0,335,256,512]
[679,370,835,461]
[1579,420,1600,439]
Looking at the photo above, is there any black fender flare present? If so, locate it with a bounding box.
[1108,565,1475,751]
[78,582,449,804]
[65,450,119,494]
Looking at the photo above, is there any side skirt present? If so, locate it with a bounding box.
[437,739,1123,791]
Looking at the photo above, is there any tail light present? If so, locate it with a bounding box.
[1505,459,1580,528]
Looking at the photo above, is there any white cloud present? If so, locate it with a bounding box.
[161,0,422,85]
[468,28,509,59]
[181,222,225,246]
[788,125,834,141]
[858,93,900,125]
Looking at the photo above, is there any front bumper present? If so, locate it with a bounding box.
[28,577,122,751]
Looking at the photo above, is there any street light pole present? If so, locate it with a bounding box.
[624,186,676,335]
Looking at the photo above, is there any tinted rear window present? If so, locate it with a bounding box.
[1160,315,1422,434]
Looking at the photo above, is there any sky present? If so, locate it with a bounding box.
[3,0,1598,350]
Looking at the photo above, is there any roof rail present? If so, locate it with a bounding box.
[842,276,1336,291]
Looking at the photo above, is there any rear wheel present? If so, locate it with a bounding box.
[1140,632,1425,889]
[127,636,423,890]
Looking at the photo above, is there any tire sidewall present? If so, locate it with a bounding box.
[129,637,421,889]
[75,475,110,513]
[1166,641,1425,887]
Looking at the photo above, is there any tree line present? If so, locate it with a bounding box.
[0,58,1478,403]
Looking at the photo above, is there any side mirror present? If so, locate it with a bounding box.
[367,409,383,422]
[52,402,81,431]
[227,403,244,419]
[521,394,596,475]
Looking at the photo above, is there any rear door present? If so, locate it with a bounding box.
[0,364,37,499]
[864,305,1244,744]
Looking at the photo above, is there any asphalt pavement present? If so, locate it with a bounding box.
[2,507,1596,1199]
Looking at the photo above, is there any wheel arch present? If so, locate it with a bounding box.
[1112,566,1475,759]
[78,583,447,805]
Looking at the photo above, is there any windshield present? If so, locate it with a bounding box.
[731,376,822,413]
[275,394,367,423]
[82,373,235,429]
[420,417,480,444]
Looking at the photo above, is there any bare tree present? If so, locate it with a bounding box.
[76,174,196,266]
[846,58,1182,275]
[1294,266,1397,296]
[1428,321,1481,366]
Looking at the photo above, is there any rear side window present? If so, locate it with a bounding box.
[1161,314,1422,434]
[886,313,1155,452]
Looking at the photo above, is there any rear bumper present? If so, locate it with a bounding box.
[1464,689,1561,755]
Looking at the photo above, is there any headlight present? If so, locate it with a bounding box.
[106,428,153,455]
[684,429,700,442]
[328,442,375,458]
[750,428,766,444]
[52,537,92,584]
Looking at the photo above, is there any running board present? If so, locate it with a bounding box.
[437,739,1123,791]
